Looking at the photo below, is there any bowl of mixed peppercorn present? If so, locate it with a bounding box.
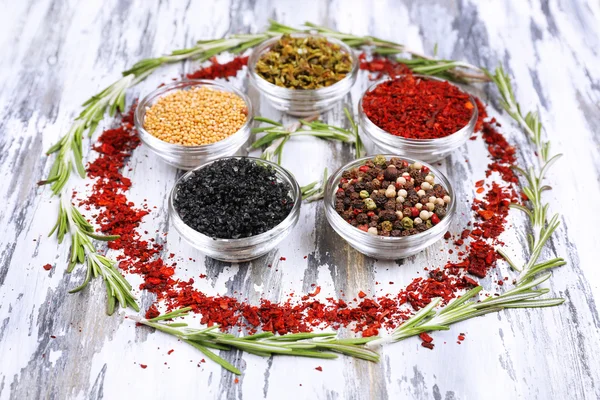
[359,75,478,162]
[248,33,358,116]
[324,155,455,259]
[169,157,301,262]
[135,79,253,170]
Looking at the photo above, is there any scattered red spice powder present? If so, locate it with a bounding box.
[186,56,248,80]
[43,264,52,271]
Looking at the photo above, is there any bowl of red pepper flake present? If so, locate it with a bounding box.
[359,75,478,162]
[324,155,455,259]
[135,79,253,170]
[248,33,358,117]
[169,157,301,262]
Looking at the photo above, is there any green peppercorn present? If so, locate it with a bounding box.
[373,155,387,167]
[426,220,433,229]
[401,216,414,229]
[255,34,352,90]
[381,221,393,232]
[364,198,377,210]
[359,190,369,199]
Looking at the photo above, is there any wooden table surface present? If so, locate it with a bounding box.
[1,0,599,399]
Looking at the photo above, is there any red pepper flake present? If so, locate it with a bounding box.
[279,257,286,261]
[362,75,474,139]
[167,349,174,355]
[145,304,160,320]
[358,291,367,298]
[419,332,433,343]
[43,264,52,271]
[358,53,411,79]
[140,364,147,369]
[50,335,56,339]
[476,187,485,194]
[315,366,323,372]
[421,342,435,350]
[186,56,248,80]
[234,378,239,384]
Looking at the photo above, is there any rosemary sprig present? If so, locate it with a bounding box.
[485,66,550,163]
[487,65,565,282]
[132,307,379,375]
[42,33,273,194]
[301,168,329,202]
[369,272,564,347]
[251,107,364,163]
[396,56,490,83]
[267,20,488,83]
[49,194,139,315]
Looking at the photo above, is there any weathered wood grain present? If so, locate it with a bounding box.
[0,0,599,399]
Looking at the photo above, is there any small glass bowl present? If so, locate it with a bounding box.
[248,33,359,117]
[324,154,456,260]
[134,80,253,170]
[358,76,478,163]
[168,157,301,262]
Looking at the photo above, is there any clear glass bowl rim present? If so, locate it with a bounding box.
[247,32,359,95]
[358,74,478,144]
[324,154,456,243]
[134,79,254,151]
[169,156,302,244]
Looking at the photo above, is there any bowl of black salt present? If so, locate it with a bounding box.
[169,157,301,262]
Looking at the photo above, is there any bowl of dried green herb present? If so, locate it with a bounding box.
[248,33,358,116]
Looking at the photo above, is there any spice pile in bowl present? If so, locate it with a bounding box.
[255,34,353,89]
[334,155,451,237]
[362,75,475,139]
[143,86,248,146]
[173,158,294,239]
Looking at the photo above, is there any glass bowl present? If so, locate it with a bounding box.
[358,76,478,163]
[134,80,253,170]
[248,33,358,117]
[168,157,301,262]
[324,154,456,260]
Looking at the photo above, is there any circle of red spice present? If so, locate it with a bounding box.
[76,56,521,343]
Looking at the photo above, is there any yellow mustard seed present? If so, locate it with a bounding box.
[143,86,248,146]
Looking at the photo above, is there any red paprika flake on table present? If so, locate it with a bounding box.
[186,56,248,80]
[362,75,475,139]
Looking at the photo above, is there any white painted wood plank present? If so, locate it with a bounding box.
[0,0,599,399]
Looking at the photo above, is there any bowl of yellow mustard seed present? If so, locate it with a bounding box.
[135,79,253,169]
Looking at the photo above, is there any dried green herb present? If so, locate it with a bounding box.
[255,34,352,89]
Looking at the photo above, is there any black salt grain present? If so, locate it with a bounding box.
[174,158,294,239]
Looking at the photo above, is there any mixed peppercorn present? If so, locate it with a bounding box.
[255,34,353,89]
[173,158,294,239]
[334,155,451,236]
